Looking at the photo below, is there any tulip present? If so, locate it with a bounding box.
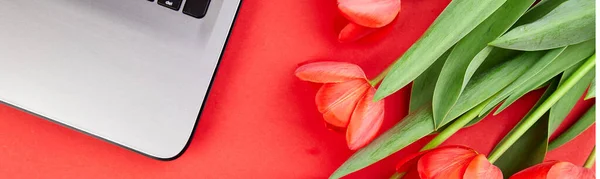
[337,0,401,42]
[338,23,379,43]
[395,145,503,179]
[510,161,595,179]
[338,0,402,28]
[295,61,385,150]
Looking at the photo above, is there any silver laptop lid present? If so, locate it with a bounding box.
[0,0,240,159]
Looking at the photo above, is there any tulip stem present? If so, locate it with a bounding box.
[369,64,393,87]
[488,54,596,163]
[421,99,489,151]
[584,146,596,168]
[389,172,405,179]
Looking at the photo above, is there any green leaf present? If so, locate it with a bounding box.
[549,66,595,134]
[585,78,595,100]
[374,0,507,100]
[490,0,596,51]
[432,0,536,128]
[480,50,555,115]
[494,79,558,176]
[329,53,537,179]
[513,0,570,27]
[446,54,537,120]
[474,48,520,74]
[548,105,596,150]
[464,47,493,81]
[409,50,451,112]
[483,39,596,115]
[534,81,553,91]
[465,107,493,127]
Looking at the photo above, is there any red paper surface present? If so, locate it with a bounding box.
[0,0,595,178]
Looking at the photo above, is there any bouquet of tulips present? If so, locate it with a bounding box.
[295,0,597,178]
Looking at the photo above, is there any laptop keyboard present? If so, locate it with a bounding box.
[149,0,211,18]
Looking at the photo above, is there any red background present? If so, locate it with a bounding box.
[0,0,595,178]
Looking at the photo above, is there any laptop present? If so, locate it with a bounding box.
[0,0,241,160]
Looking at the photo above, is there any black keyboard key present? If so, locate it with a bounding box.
[183,0,211,18]
[158,0,183,11]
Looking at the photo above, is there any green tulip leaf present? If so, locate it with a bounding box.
[464,47,494,82]
[330,52,537,179]
[549,65,595,134]
[432,0,536,128]
[445,54,537,120]
[490,0,596,51]
[548,105,596,150]
[409,50,451,112]
[513,0,570,27]
[374,0,507,101]
[480,49,558,117]
[479,39,596,116]
[465,107,493,128]
[585,78,595,100]
[474,48,520,74]
[494,79,558,176]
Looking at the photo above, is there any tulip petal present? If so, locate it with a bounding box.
[296,62,367,83]
[417,146,478,179]
[317,79,370,128]
[547,162,595,179]
[338,0,401,28]
[338,23,378,43]
[346,88,385,150]
[463,154,503,179]
[509,161,558,179]
[397,146,474,173]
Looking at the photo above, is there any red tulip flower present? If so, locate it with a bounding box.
[337,0,401,42]
[510,161,595,179]
[295,61,385,150]
[396,145,503,179]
